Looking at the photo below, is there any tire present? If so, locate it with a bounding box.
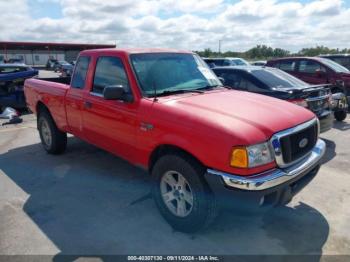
[38,110,67,154]
[334,110,347,122]
[152,154,217,233]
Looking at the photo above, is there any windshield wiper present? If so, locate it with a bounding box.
[156,89,204,97]
[198,84,229,90]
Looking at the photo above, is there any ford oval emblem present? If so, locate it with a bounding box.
[299,138,308,148]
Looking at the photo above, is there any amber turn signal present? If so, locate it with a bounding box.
[230,147,248,168]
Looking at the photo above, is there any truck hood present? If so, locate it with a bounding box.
[157,89,315,144]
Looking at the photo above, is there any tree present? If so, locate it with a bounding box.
[195,45,349,60]
[298,46,343,56]
[203,48,213,57]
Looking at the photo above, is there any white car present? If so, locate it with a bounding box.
[203,57,250,68]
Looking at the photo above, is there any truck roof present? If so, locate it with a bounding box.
[80,48,193,55]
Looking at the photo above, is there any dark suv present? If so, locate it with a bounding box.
[266,57,350,120]
[213,66,333,132]
[319,54,350,70]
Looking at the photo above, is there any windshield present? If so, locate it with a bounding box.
[59,61,70,65]
[232,58,249,66]
[251,68,308,88]
[130,53,222,97]
[319,58,349,73]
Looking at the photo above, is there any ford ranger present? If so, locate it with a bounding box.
[24,48,326,232]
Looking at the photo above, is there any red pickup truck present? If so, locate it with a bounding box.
[25,48,326,232]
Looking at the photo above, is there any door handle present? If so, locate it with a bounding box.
[84,101,92,109]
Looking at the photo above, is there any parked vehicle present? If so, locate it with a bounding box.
[251,60,267,66]
[203,57,250,68]
[319,54,350,70]
[59,67,74,78]
[46,58,58,70]
[25,48,326,232]
[5,58,25,64]
[266,57,349,121]
[212,66,333,132]
[0,64,38,109]
[53,60,73,73]
[57,62,74,78]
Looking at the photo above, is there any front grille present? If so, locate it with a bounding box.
[280,122,318,164]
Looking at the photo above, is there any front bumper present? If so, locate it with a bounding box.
[205,139,326,210]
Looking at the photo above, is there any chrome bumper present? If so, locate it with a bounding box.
[207,139,326,191]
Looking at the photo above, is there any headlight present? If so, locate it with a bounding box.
[230,142,274,168]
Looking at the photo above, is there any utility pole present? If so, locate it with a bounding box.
[218,40,222,54]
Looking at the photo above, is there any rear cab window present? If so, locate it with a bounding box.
[71,56,91,89]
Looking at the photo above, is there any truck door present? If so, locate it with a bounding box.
[296,59,328,85]
[65,56,91,137]
[82,55,139,161]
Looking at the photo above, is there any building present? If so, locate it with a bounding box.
[0,41,116,66]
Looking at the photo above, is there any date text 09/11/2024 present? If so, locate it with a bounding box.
[127,256,220,261]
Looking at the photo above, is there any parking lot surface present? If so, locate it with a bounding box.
[0,113,349,257]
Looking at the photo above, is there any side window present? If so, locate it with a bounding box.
[92,56,130,95]
[298,60,325,73]
[238,78,259,91]
[214,59,225,67]
[217,71,242,89]
[278,61,296,71]
[71,56,91,89]
[222,60,231,66]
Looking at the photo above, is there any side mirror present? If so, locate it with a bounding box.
[103,85,133,102]
[218,77,225,85]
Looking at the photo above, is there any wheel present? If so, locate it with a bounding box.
[334,110,347,122]
[38,110,67,154]
[152,154,217,233]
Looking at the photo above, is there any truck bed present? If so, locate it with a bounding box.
[36,76,71,85]
[24,77,70,131]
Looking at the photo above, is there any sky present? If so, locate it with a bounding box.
[1,0,350,52]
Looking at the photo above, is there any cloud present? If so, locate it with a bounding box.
[300,0,342,16]
[0,0,349,52]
